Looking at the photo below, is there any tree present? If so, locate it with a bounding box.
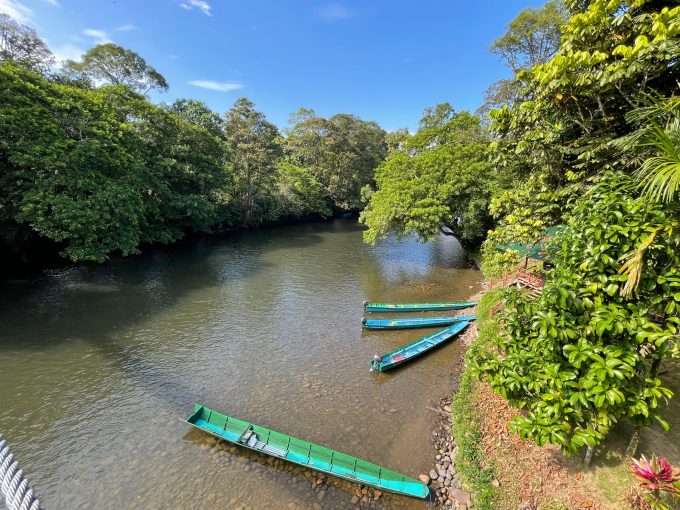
[361,108,500,247]
[64,43,169,94]
[0,62,229,262]
[491,0,566,74]
[285,110,386,210]
[478,1,568,119]
[385,128,411,156]
[273,162,331,220]
[166,99,224,138]
[418,102,455,130]
[482,0,680,276]
[0,14,54,72]
[223,97,282,227]
[0,64,147,261]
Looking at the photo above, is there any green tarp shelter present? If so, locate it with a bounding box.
[496,225,563,260]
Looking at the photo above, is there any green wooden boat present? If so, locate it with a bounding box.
[362,315,476,330]
[370,321,470,372]
[183,404,429,499]
[363,301,476,313]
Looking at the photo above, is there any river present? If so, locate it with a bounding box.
[0,219,481,509]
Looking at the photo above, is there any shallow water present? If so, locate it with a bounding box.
[0,219,481,509]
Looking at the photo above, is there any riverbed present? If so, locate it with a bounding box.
[0,219,482,509]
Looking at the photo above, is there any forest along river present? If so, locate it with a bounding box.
[0,219,481,510]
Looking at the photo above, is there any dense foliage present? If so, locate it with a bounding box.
[285,109,387,211]
[361,106,503,246]
[478,173,679,453]
[0,14,385,265]
[484,0,680,270]
[0,64,228,262]
[476,0,680,459]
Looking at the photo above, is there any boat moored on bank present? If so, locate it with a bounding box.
[363,301,476,313]
[361,315,476,330]
[370,322,470,372]
[183,404,430,499]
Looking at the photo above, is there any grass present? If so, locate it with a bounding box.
[450,289,504,510]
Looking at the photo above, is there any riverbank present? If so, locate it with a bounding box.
[428,288,642,510]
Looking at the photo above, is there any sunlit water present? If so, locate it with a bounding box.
[0,220,482,509]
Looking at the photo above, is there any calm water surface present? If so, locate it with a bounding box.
[0,220,482,509]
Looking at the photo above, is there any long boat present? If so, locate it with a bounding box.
[370,321,470,372]
[183,404,429,499]
[362,315,476,330]
[363,301,476,313]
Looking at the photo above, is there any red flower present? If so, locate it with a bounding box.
[631,454,680,495]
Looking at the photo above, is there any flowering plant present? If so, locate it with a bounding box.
[630,454,680,510]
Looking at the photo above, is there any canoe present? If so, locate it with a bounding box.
[363,301,476,313]
[370,322,470,372]
[183,404,429,499]
[362,315,476,330]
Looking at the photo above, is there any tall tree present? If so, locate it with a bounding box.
[478,1,567,118]
[285,110,386,210]
[483,0,680,275]
[0,14,54,72]
[223,97,281,227]
[491,0,566,74]
[166,99,224,138]
[64,43,169,94]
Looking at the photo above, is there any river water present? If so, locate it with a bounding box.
[0,220,482,509]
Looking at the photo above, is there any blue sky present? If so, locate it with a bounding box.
[1,0,548,131]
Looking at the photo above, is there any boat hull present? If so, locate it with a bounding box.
[363,302,476,313]
[183,404,429,499]
[370,322,470,372]
[362,315,476,330]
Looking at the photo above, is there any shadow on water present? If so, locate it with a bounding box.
[0,228,324,351]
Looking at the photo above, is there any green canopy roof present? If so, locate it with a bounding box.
[496,225,563,260]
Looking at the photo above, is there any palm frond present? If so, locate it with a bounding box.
[635,120,680,203]
[619,229,658,298]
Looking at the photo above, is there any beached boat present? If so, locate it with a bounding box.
[361,315,476,330]
[363,301,476,313]
[370,322,470,372]
[183,404,429,499]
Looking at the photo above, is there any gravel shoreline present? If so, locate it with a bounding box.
[422,290,484,509]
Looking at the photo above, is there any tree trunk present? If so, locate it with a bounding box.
[625,425,642,459]
[584,445,594,468]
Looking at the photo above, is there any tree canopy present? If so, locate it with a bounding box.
[0,13,53,72]
[64,43,169,94]
[361,107,502,247]
[285,109,387,211]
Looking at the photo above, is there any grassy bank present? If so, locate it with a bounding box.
[450,289,503,510]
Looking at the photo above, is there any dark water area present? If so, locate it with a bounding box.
[0,219,482,509]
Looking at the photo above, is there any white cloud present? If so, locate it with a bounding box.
[0,0,32,23]
[43,0,59,6]
[83,28,112,44]
[189,80,243,92]
[52,43,84,63]
[117,24,137,32]
[316,3,352,21]
[180,0,211,16]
